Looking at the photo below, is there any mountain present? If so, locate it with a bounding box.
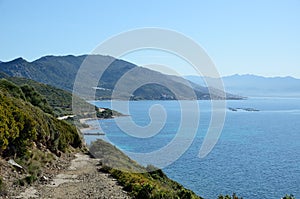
[185,74,300,97]
[0,55,241,100]
[0,55,85,92]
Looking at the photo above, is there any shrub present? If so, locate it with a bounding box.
[24,175,38,185]
[282,194,296,199]
[0,85,82,157]
[20,84,53,114]
[218,193,243,199]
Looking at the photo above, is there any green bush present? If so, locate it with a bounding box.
[218,193,242,199]
[21,84,53,114]
[0,79,26,100]
[0,93,37,156]
[0,82,82,157]
[24,175,38,185]
[282,194,296,199]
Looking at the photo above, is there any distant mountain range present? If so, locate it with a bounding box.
[0,55,241,100]
[185,74,300,97]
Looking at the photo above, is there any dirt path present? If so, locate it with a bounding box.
[15,153,130,199]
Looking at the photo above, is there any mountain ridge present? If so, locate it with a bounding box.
[223,73,299,79]
[185,74,300,97]
[0,55,242,100]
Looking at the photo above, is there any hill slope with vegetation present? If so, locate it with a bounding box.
[90,139,202,199]
[1,76,120,120]
[0,78,84,196]
[3,76,88,117]
[0,78,83,156]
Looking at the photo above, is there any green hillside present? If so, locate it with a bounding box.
[0,78,83,194]
[5,77,85,117]
[2,77,120,119]
[0,79,82,157]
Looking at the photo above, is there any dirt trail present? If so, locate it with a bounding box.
[15,153,130,199]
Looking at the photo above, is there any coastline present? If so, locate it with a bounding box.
[77,113,202,198]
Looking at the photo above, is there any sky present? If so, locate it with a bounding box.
[0,0,299,77]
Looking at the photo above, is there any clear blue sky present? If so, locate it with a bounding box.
[0,0,299,77]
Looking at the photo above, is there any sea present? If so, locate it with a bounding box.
[84,98,300,199]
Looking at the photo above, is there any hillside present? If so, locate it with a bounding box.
[0,78,83,196]
[0,79,83,157]
[0,55,242,100]
[90,139,202,199]
[0,76,120,120]
[4,76,88,117]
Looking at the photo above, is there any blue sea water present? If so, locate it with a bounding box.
[85,98,300,199]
